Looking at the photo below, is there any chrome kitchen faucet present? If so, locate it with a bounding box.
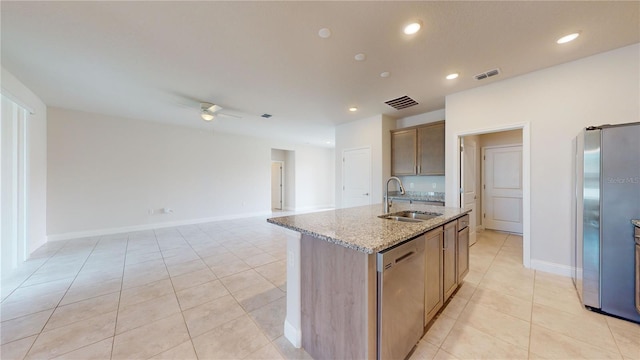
[384,177,405,213]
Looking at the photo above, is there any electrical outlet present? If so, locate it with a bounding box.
[148,209,154,215]
[432,183,437,189]
[410,182,414,189]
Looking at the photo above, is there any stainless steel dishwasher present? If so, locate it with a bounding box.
[377,236,425,360]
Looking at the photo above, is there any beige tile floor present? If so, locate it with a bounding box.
[1,217,638,359]
[412,230,640,360]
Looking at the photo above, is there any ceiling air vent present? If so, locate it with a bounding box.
[384,95,419,110]
[474,68,501,81]
[261,113,272,118]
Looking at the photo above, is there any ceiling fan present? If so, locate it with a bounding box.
[200,102,242,121]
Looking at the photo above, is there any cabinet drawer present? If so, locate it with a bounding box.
[457,215,469,230]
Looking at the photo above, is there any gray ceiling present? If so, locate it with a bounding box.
[2,1,638,147]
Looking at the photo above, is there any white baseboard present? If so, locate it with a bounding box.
[47,211,272,241]
[284,319,302,348]
[530,259,574,277]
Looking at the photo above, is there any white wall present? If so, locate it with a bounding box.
[397,109,445,128]
[271,149,286,162]
[445,43,640,275]
[285,150,296,211]
[335,115,395,207]
[294,145,335,211]
[47,107,334,239]
[1,68,48,255]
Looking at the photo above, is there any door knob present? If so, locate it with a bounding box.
[363,193,369,196]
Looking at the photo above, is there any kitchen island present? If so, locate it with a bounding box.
[268,203,470,360]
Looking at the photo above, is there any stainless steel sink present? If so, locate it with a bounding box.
[380,216,424,223]
[379,211,442,222]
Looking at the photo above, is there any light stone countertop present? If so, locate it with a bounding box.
[633,219,640,227]
[267,203,471,254]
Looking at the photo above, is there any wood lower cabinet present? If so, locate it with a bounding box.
[443,221,458,301]
[424,227,444,326]
[423,216,471,326]
[457,224,470,284]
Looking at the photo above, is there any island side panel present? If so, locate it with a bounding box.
[300,234,376,360]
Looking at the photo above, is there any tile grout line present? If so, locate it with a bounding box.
[177,225,285,360]
[424,232,496,356]
[21,237,104,359]
[109,233,130,360]
[1,240,69,303]
[434,232,521,358]
[604,319,631,359]
[159,227,200,360]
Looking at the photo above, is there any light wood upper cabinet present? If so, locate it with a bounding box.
[418,122,445,175]
[391,121,445,176]
[391,129,417,175]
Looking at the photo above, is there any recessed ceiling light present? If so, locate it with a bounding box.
[326,141,332,144]
[318,28,331,39]
[557,32,580,44]
[349,107,358,112]
[403,20,423,35]
[354,53,366,61]
[446,73,459,80]
[380,71,390,78]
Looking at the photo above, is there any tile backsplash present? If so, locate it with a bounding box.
[398,175,445,192]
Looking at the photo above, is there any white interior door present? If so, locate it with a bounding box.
[271,161,283,210]
[483,145,523,233]
[461,137,478,245]
[342,147,371,208]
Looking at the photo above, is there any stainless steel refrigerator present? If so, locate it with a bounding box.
[573,122,640,323]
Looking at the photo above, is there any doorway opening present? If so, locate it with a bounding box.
[458,126,529,267]
[271,161,284,210]
[271,149,294,212]
[482,144,523,234]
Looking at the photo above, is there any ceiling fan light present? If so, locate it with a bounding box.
[201,113,214,121]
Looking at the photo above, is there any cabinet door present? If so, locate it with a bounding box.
[424,228,443,326]
[457,226,469,283]
[417,122,445,175]
[443,221,457,300]
[391,129,417,175]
